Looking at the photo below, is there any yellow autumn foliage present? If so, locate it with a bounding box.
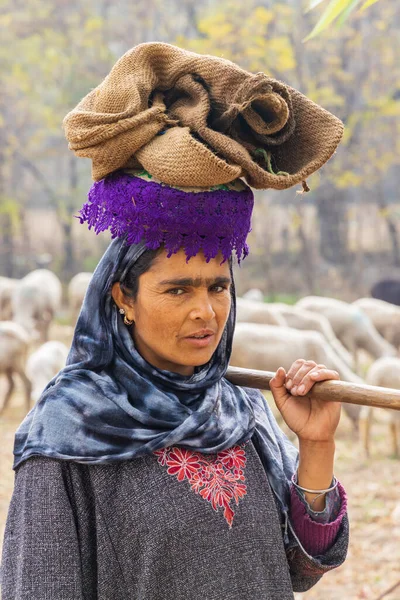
[178,0,399,191]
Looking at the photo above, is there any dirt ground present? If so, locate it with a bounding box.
[0,326,399,599]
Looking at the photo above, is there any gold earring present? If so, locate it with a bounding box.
[119,307,134,326]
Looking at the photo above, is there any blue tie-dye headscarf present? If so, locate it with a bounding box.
[13,236,298,521]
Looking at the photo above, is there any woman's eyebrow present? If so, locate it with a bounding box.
[158,276,232,287]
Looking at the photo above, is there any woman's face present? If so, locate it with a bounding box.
[112,249,232,376]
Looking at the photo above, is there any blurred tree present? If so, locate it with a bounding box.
[0,197,20,277]
[0,0,113,277]
[0,0,213,277]
[179,0,400,264]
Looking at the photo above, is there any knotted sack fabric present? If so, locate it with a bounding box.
[63,42,344,190]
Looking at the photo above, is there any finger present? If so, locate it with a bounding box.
[295,366,340,396]
[270,366,286,389]
[309,368,340,381]
[285,359,311,389]
[270,367,290,408]
[287,360,318,394]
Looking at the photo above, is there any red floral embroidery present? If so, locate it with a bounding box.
[154,444,248,527]
[166,448,202,482]
[218,446,246,470]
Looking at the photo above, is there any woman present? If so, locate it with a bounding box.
[2,43,348,599]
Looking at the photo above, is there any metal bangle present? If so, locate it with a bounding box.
[291,475,339,495]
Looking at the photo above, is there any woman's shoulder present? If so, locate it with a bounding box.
[16,455,82,474]
[13,456,88,495]
[13,455,108,494]
[13,453,157,490]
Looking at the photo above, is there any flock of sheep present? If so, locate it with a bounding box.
[0,270,399,457]
[0,270,91,413]
[233,290,400,457]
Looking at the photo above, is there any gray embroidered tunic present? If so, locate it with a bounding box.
[1,441,348,600]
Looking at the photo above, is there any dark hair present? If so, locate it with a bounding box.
[118,247,163,301]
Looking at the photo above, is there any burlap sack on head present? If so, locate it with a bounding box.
[63,42,344,190]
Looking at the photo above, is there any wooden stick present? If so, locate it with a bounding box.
[225,366,400,411]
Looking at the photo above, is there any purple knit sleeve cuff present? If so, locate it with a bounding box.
[289,480,348,557]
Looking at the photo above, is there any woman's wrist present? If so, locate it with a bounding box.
[297,438,336,511]
[297,436,336,447]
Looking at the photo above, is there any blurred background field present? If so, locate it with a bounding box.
[1,0,400,598]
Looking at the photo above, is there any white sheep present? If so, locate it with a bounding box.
[12,269,62,342]
[265,303,354,369]
[353,297,400,348]
[241,288,264,302]
[237,298,354,368]
[26,341,69,404]
[361,357,400,457]
[0,321,31,414]
[68,272,92,324]
[236,297,287,326]
[231,322,362,430]
[0,276,18,320]
[296,296,397,370]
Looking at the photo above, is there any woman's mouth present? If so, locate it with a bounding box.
[184,330,216,348]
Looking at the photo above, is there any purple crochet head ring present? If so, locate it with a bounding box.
[78,170,254,263]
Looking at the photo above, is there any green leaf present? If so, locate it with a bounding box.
[336,0,362,27]
[304,0,328,14]
[304,0,358,40]
[361,0,380,9]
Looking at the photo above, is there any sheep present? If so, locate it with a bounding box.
[361,357,400,457]
[296,296,397,371]
[0,276,18,320]
[236,298,288,327]
[68,272,92,324]
[353,297,400,347]
[237,298,354,368]
[26,341,69,404]
[264,303,354,369]
[230,322,362,430]
[0,321,31,415]
[12,269,62,342]
[241,288,264,302]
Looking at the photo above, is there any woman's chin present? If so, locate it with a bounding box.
[177,347,217,368]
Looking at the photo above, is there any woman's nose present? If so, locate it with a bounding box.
[190,294,216,322]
